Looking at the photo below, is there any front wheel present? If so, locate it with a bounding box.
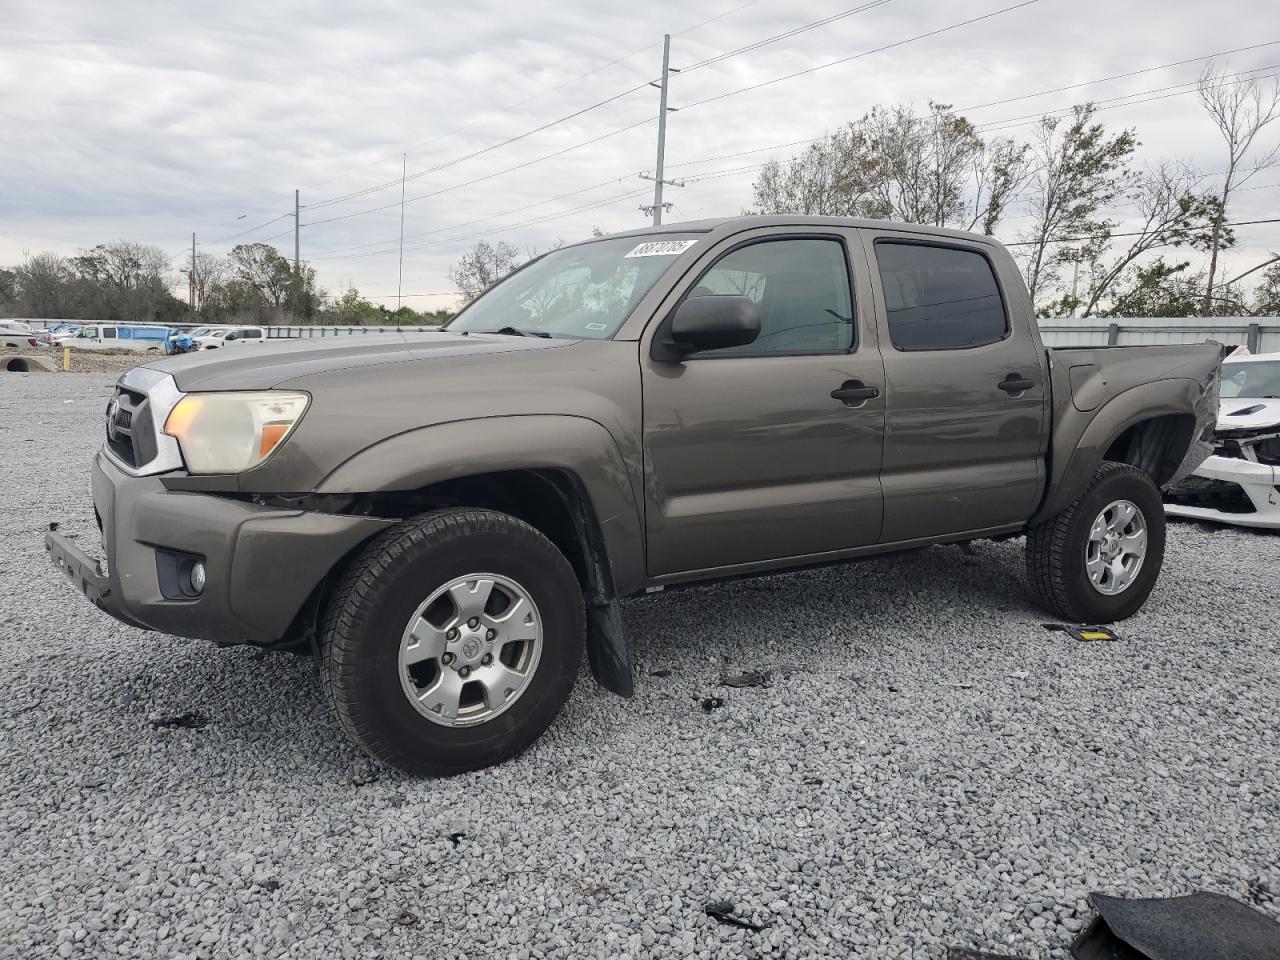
[1026,461,1166,622]
[321,508,585,776]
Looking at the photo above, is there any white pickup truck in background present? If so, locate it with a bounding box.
[194,325,267,349]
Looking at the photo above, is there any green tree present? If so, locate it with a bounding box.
[1018,104,1138,307]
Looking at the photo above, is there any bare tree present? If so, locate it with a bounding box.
[1018,104,1137,307]
[1197,64,1280,313]
[14,253,76,317]
[448,240,521,303]
[1072,163,1221,316]
[749,125,876,217]
[188,250,231,316]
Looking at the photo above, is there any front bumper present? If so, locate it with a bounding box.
[1164,454,1280,530]
[46,451,393,645]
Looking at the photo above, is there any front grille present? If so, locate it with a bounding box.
[105,386,158,470]
[1165,476,1257,514]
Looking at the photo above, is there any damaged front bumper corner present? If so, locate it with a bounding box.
[1164,454,1280,529]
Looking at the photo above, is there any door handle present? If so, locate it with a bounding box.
[831,381,880,406]
[998,374,1035,394]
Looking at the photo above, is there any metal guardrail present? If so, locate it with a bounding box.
[1039,317,1280,353]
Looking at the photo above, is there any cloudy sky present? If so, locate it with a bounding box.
[2,0,1279,310]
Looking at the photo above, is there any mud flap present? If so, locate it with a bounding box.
[587,600,633,698]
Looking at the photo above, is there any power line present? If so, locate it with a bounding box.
[676,0,899,77]
[296,1,1037,238]
[302,117,655,229]
[677,0,1042,113]
[298,0,768,196]
[976,63,1280,132]
[302,0,900,215]
[1002,216,1280,246]
[962,39,1280,111]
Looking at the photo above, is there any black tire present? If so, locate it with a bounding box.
[1025,461,1166,622]
[321,507,585,776]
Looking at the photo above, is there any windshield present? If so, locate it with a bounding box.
[1221,360,1280,399]
[446,234,700,339]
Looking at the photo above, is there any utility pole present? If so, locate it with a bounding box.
[1070,257,1081,317]
[641,34,684,225]
[190,232,197,314]
[397,153,406,312]
[293,189,301,278]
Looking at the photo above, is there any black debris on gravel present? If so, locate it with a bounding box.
[946,949,1026,960]
[396,910,418,926]
[700,696,724,713]
[704,899,770,932]
[650,669,672,678]
[446,832,466,847]
[149,712,209,730]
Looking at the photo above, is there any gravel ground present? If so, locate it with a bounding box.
[2,372,1278,960]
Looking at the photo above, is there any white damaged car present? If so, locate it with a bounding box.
[1166,352,1280,529]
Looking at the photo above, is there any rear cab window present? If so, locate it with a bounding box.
[874,241,1008,351]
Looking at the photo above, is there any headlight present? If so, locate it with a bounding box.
[164,391,309,474]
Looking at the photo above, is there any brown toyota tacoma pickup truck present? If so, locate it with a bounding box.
[47,217,1219,775]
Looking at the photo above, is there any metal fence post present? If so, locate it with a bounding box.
[1247,323,1261,353]
[1106,322,1120,346]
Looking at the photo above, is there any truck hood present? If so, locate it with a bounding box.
[1216,397,1280,432]
[146,331,572,392]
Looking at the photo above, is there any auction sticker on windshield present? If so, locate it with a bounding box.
[624,239,699,258]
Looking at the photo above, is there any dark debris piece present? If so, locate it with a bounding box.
[396,910,418,926]
[446,832,466,847]
[260,880,282,893]
[704,900,770,932]
[1072,891,1280,960]
[719,670,772,689]
[802,776,824,786]
[947,950,1026,960]
[150,712,209,730]
[700,696,725,713]
[650,669,673,678]
[47,521,59,531]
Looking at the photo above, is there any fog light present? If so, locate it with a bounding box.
[189,561,206,594]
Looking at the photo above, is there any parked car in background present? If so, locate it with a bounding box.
[1166,352,1280,529]
[48,323,83,344]
[70,323,171,352]
[1,326,49,349]
[195,325,266,349]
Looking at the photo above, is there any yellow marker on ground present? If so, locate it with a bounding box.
[63,347,70,372]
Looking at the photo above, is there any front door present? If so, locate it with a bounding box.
[861,230,1049,543]
[641,230,886,577]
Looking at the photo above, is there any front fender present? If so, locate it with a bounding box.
[314,415,646,596]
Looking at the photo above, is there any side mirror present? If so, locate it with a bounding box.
[654,295,761,362]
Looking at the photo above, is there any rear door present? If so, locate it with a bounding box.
[640,227,886,577]
[861,230,1048,543]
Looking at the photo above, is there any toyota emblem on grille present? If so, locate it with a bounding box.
[105,398,120,440]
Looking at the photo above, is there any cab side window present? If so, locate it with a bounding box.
[875,241,1007,351]
[102,327,117,339]
[687,238,854,356]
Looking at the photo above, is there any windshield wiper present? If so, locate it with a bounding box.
[483,326,553,339]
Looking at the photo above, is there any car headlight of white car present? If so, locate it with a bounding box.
[163,391,309,474]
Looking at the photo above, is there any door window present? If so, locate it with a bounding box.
[101,327,117,339]
[686,238,854,356]
[875,241,1007,351]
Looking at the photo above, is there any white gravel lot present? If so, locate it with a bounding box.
[2,372,1278,960]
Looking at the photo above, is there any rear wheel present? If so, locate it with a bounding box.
[321,508,584,776]
[1026,461,1166,622]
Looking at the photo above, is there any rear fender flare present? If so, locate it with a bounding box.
[1034,379,1210,522]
